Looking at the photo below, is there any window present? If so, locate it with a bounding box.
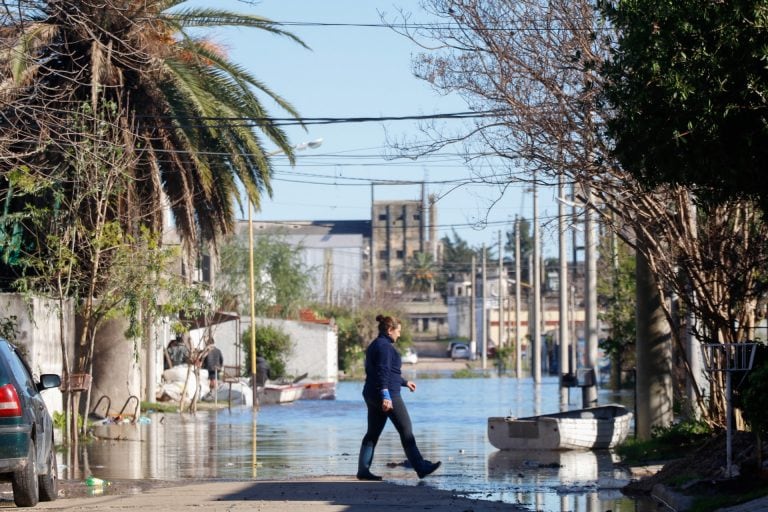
[413,213,421,221]
[6,345,37,396]
[396,250,404,259]
[379,271,388,280]
[378,213,388,221]
[378,250,388,259]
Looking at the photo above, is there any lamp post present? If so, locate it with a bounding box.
[249,137,323,410]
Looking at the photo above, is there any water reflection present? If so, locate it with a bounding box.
[60,377,653,511]
[486,450,629,511]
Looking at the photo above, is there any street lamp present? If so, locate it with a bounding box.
[249,137,324,410]
[267,137,324,156]
[293,138,324,152]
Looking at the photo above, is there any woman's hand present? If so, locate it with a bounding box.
[381,398,393,412]
[406,381,416,392]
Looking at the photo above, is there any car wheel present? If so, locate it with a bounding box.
[12,440,40,507]
[38,439,58,502]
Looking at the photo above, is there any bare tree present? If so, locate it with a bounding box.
[388,0,768,426]
[11,99,181,439]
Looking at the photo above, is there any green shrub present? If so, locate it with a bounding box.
[741,365,768,437]
[617,419,713,464]
[241,324,291,380]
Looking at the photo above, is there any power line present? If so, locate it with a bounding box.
[138,110,502,127]
[235,215,563,232]
[268,20,602,33]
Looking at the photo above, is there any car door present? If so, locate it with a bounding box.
[6,345,51,467]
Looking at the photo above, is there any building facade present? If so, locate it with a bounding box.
[370,199,438,293]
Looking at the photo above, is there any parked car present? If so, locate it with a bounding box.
[446,341,467,357]
[450,343,471,360]
[402,347,418,365]
[0,339,61,507]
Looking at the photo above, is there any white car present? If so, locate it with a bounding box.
[402,347,418,364]
[450,343,471,360]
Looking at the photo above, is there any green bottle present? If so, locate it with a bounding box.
[85,476,107,486]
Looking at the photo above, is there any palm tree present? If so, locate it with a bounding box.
[0,1,308,440]
[0,0,306,258]
[403,252,438,296]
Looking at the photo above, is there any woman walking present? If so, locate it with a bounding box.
[356,314,441,481]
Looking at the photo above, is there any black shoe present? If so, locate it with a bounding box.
[417,460,441,479]
[356,471,383,481]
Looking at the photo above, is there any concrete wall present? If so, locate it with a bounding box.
[242,317,338,382]
[0,293,73,415]
[189,318,243,372]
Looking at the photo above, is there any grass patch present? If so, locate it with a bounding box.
[452,367,478,378]
[413,372,450,379]
[141,401,180,413]
[616,419,712,465]
[665,472,700,487]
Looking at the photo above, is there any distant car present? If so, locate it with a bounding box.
[402,347,418,365]
[0,339,61,507]
[446,341,466,357]
[450,343,471,360]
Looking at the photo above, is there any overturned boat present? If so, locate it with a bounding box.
[488,404,633,451]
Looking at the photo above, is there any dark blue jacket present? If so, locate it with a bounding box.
[362,333,406,400]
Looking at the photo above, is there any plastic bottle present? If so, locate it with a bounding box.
[86,486,104,496]
[85,476,109,486]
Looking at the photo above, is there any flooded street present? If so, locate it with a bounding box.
[62,375,656,512]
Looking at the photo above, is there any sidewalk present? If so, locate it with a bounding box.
[34,477,526,511]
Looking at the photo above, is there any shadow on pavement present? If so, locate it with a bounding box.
[213,479,522,511]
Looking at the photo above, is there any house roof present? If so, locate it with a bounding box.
[239,220,371,238]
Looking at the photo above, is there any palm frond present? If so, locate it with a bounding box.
[9,22,58,84]
[161,8,309,49]
[0,0,309,266]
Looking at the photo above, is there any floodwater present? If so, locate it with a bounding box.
[61,374,657,512]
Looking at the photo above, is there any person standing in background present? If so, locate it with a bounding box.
[165,336,189,369]
[202,337,224,395]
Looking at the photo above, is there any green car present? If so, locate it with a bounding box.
[0,339,61,507]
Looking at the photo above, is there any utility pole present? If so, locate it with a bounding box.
[248,204,258,410]
[498,230,504,350]
[324,248,333,305]
[470,255,476,358]
[515,216,522,378]
[533,177,542,383]
[429,194,438,297]
[558,174,569,409]
[685,195,705,417]
[571,183,580,377]
[481,244,487,370]
[370,184,376,297]
[583,187,598,407]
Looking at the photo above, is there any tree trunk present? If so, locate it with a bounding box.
[635,250,674,440]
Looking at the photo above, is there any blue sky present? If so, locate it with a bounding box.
[192,0,561,254]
